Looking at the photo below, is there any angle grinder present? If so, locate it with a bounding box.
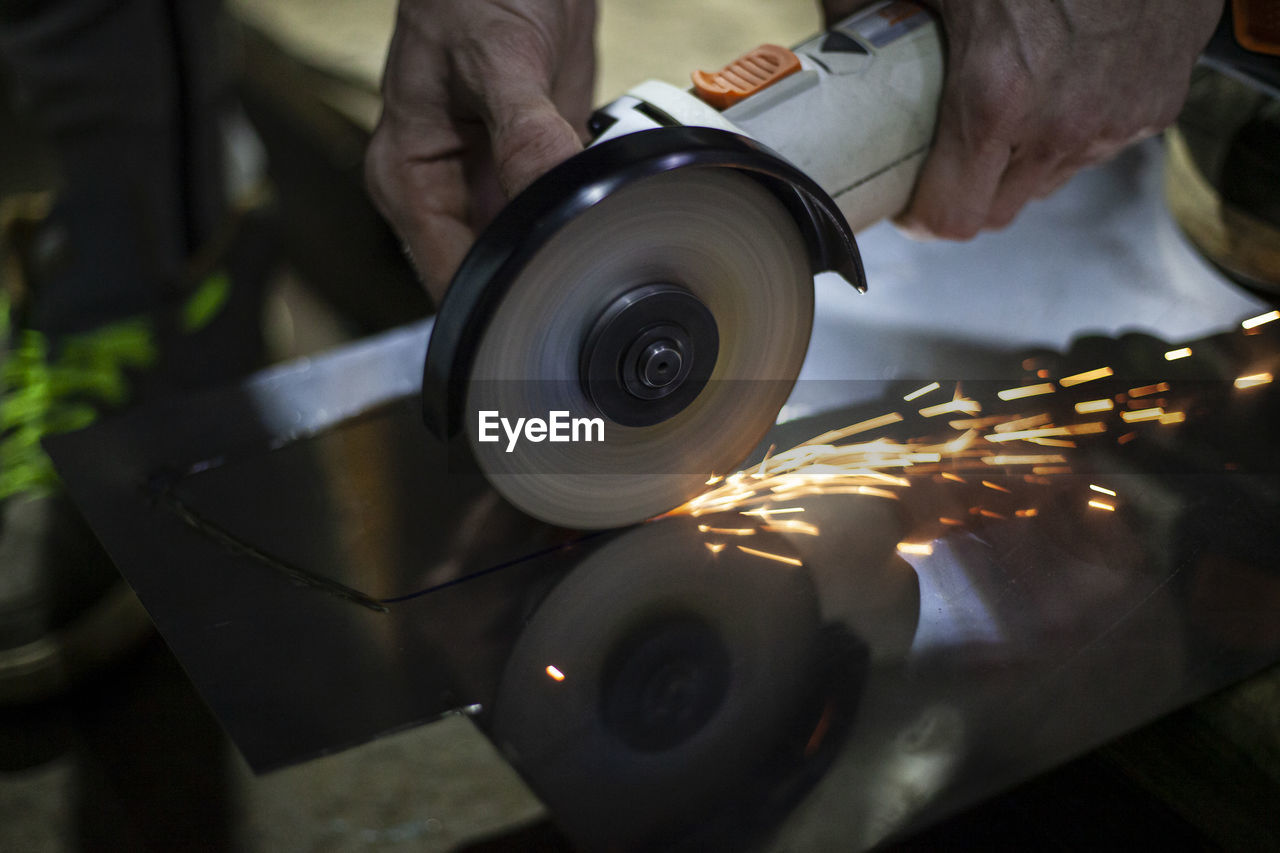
[422,1,944,528]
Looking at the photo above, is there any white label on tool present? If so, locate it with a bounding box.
[848,0,928,48]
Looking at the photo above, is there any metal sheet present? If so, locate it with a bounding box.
[45,139,1280,847]
[45,323,605,771]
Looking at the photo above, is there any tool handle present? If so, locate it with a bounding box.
[602,1,944,234]
[724,1,943,232]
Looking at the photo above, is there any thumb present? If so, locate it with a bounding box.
[487,99,584,198]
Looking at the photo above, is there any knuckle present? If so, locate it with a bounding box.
[1049,92,1105,145]
[967,84,1017,138]
[1044,114,1094,155]
[474,19,551,74]
[964,56,1031,136]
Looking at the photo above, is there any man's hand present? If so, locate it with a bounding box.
[367,0,596,301]
[824,0,1222,239]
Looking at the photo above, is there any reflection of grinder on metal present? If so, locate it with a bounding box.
[489,499,914,851]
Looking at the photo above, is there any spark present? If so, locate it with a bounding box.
[1164,347,1192,361]
[736,545,803,567]
[1235,372,1273,389]
[704,542,726,554]
[697,525,755,536]
[1028,438,1077,448]
[1060,366,1114,386]
[1159,411,1186,425]
[753,444,777,479]
[981,454,1067,466]
[994,413,1052,433]
[1129,382,1170,398]
[1090,484,1117,497]
[986,423,1106,442]
[982,480,1013,493]
[763,519,820,536]
[897,541,934,556]
[1117,432,1138,444]
[919,398,981,418]
[950,415,1014,429]
[978,508,1006,519]
[1242,310,1280,330]
[941,472,966,483]
[1088,500,1116,512]
[939,517,964,526]
[1121,407,1164,423]
[853,486,901,501]
[1033,465,1073,475]
[740,506,804,517]
[903,381,941,401]
[997,382,1055,401]
[944,430,978,454]
[855,471,911,487]
[545,665,566,682]
[1075,398,1115,413]
[705,474,723,486]
[1015,508,1039,518]
[801,412,903,446]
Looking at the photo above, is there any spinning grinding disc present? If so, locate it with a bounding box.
[467,168,811,528]
[422,128,864,529]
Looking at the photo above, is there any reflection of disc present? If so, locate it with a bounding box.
[467,168,813,529]
[780,494,920,663]
[491,516,820,850]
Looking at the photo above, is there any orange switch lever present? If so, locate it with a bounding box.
[692,44,802,110]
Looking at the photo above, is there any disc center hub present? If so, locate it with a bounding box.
[639,341,683,389]
[581,284,719,427]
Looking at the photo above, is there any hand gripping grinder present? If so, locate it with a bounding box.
[422,1,943,528]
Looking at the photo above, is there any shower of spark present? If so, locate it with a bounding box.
[672,312,1278,560]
